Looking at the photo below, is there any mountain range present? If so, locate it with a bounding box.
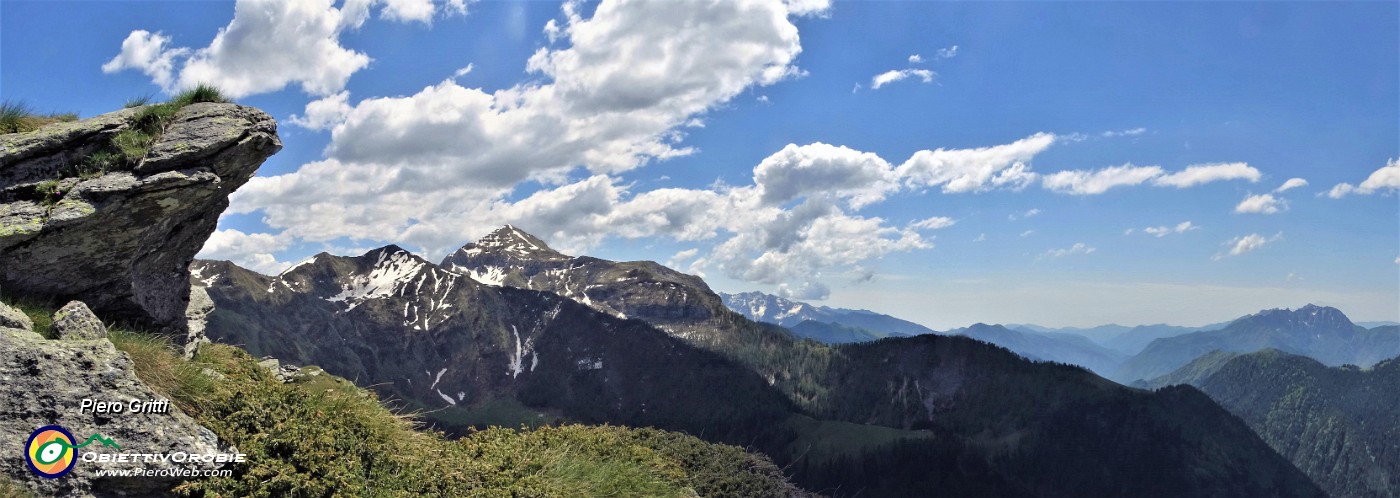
[1141,349,1400,498]
[190,226,1325,496]
[1113,305,1400,383]
[1008,322,1228,355]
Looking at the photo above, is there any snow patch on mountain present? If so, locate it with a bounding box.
[508,325,536,379]
[463,266,507,286]
[326,249,426,311]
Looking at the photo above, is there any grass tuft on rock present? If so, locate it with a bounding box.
[0,100,77,134]
[114,84,232,166]
[170,84,229,107]
[124,94,154,108]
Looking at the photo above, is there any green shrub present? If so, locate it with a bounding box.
[164,344,698,498]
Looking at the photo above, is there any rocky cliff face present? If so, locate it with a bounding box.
[0,103,280,338]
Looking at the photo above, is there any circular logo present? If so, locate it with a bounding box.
[25,426,77,478]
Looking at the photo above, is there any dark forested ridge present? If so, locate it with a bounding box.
[190,228,1328,497]
[1146,349,1400,498]
[786,320,893,343]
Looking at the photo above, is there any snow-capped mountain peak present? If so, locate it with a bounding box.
[469,225,567,259]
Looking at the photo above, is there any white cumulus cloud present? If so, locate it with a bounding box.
[910,216,957,230]
[1141,221,1198,237]
[1153,162,1261,188]
[754,142,897,208]
[870,68,935,89]
[1216,232,1282,259]
[197,229,295,274]
[1041,163,1163,195]
[1326,158,1400,198]
[1234,193,1286,214]
[1042,243,1095,258]
[897,132,1055,193]
[1274,178,1308,193]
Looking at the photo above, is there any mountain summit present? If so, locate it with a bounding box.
[461,225,568,261]
[1232,304,1356,335]
[442,225,759,350]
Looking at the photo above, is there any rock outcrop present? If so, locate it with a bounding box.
[0,302,227,497]
[0,103,280,340]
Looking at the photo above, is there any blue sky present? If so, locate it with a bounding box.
[3,0,1396,328]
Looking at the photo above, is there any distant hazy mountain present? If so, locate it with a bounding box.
[1113,305,1400,383]
[951,323,1128,376]
[1098,324,1225,355]
[1010,322,1226,355]
[720,291,936,338]
[1358,321,1400,328]
[1141,349,1400,498]
[1007,323,1133,341]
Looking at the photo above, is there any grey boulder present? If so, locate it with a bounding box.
[52,301,107,340]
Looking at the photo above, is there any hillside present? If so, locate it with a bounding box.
[1144,350,1400,497]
